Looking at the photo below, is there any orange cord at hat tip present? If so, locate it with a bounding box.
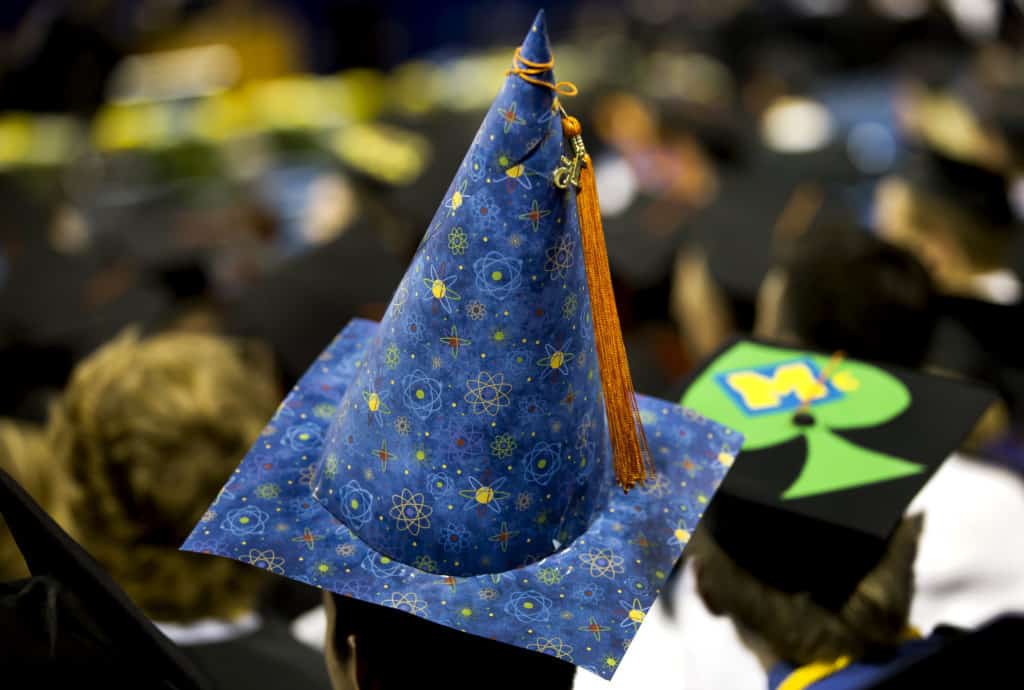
[562,115,581,138]
[506,47,579,96]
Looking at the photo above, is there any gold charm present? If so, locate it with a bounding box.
[553,132,587,189]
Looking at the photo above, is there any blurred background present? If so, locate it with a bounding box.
[4,0,1024,431]
[3,1,1024,686]
[1,0,1023,407]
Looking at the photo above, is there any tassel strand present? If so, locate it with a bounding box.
[561,115,653,492]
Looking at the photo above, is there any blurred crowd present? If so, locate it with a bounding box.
[2,1,1024,688]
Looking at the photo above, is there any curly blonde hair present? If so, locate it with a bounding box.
[49,329,280,622]
[0,420,76,581]
[691,515,924,666]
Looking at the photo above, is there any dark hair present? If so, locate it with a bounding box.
[330,593,575,690]
[779,226,936,367]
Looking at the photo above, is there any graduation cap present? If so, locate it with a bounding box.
[692,145,861,325]
[182,11,737,679]
[898,144,1015,230]
[365,110,487,257]
[680,339,995,609]
[226,216,405,387]
[989,85,1024,166]
[0,468,208,688]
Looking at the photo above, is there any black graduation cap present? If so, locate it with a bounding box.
[0,468,209,688]
[989,85,1024,165]
[596,105,748,295]
[226,216,405,387]
[378,110,483,249]
[601,191,688,294]
[0,185,172,419]
[898,144,1015,229]
[692,144,861,327]
[679,338,995,609]
[927,295,1024,427]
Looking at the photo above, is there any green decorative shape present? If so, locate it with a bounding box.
[812,363,911,433]
[682,343,806,447]
[783,427,923,499]
[682,341,921,500]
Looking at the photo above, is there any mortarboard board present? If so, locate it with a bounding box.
[926,295,1024,416]
[377,110,483,247]
[896,74,1018,228]
[0,184,172,418]
[898,143,1016,230]
[0,467,209,688]
[227,216,405,387]
[989,85,1024,166]
[692,144,861,326]
[679,338,995,609]
[181,11,738,679]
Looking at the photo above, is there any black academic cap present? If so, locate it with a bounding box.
[379,110,482,245]
[984,84,1024,166]
[679,338,995,609]
[863,615,1024,688]
[0,247,171,356]
[226,217,405,386]
[601,193,688,293]
[927,295,1024,426]
[596,102,749,293]
[0,468,209,688]
[899,144,1015,228]
[693,143,861,321]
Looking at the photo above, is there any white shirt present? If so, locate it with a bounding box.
[576,454,1024,689]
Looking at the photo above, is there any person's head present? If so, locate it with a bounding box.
[323,591,576,690]
[0,420,75,581]
[690,515,924,668]
[49,329,280,622]
[756,224,936,368]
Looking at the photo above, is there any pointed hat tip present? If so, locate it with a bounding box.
[520,8,552,64]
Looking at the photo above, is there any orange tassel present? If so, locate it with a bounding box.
[560,116,653,492]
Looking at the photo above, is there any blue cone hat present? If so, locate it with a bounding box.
[183,10,739,678]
